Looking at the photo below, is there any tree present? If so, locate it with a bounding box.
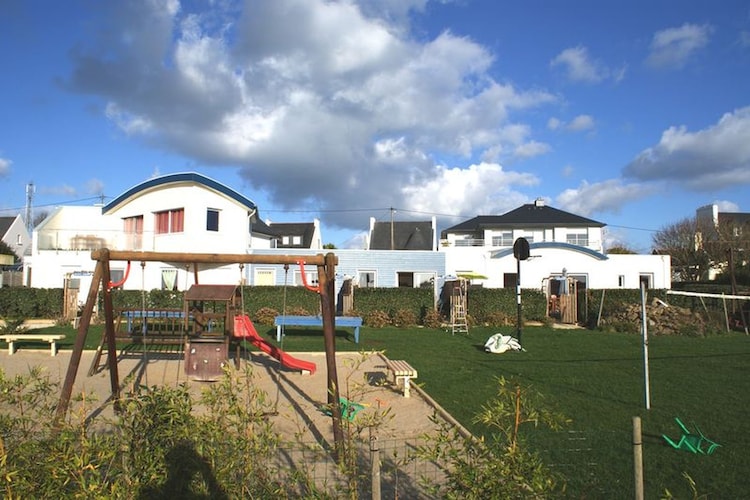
[606,245,636,254]
[652,217,709,281]
[0,240,19,262]
[323,243,336,249]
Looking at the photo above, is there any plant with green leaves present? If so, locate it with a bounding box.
[417,376,569,499]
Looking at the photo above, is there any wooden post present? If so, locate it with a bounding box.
[319,253,344,458]
[55,259,104,422]
[100,255,122,409]
[633,416,644,500]
[370,433,381,500]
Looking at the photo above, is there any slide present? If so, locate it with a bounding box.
[234,315,316,375]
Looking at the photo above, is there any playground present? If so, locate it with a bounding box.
[0,347,450,445]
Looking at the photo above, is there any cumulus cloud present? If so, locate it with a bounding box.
[0,157,11,177]
[402,161,538,217]
[548,114,596,133]
[646,23,712,69]
[623,106,750,190]
[65,0,556,231]
[555,179,655,217]
[550,46,624,84]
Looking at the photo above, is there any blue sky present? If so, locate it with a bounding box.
[1,0,749,252]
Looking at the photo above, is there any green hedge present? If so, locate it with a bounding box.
[462,287,547,324]
[0,288,63,318]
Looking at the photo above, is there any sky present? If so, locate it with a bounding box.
[1,0,749,252]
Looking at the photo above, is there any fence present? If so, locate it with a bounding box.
[272,435,447,499]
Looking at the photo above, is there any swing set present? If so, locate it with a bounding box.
[55,248,347,451]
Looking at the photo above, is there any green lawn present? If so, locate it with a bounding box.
[41,323,750,498]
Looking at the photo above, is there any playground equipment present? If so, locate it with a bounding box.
[449,278,468,335]
[55,249,346,453]
[662,417,721,455]
[233,314,316,374]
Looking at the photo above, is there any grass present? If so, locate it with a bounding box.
[35,322,750,498]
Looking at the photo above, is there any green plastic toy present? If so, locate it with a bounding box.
[662,417,720,455]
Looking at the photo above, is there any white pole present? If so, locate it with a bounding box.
[640,282,651,410]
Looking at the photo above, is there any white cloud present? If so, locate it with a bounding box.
[713,200,740,212]
[567,114,595,132]
[550,46,621,84]
[401,161,538,218]
[646,23,712,69]
[623,106,750,190]
[547,114,595,133]
[0,157,11,177]
[67,0,557,231]
[555,179,655,217]
[513,141,551,159]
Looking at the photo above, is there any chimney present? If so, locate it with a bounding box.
[534,197,545,207]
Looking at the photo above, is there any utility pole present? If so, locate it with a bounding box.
[25,182,34,232]
[390,207,395,250]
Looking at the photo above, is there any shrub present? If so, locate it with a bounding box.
[253,307,279,325]
[392,309,418,327]
[422,309,443,328]
[364,310,391,328]
[483,311,513,327]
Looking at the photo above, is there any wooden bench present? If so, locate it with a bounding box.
[274,315,363,343]
[0,334,66,356]
[385,359,418,398]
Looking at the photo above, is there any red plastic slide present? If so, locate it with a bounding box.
[233,315,316,375]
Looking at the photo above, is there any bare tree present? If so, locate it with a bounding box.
[652,217,709,281]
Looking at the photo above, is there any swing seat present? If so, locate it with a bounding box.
[662,417,721,454]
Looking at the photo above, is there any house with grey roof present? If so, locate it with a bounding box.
[440,198,671,291]
[268,219,323,250]
[368,217,436,251]
[0,215,31,261]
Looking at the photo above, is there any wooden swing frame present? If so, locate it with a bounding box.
[54,248,345,452]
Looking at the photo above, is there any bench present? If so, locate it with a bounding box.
[274,315,363,343]
[0,334,66,356]
[385,359,418,398]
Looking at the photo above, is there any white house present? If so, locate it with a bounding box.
[24,172,277,291]
[0,215,31,261]
[440,198,671,291]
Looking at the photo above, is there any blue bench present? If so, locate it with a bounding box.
[274,315,363,343]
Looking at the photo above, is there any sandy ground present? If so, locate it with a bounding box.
[0,346,459,445]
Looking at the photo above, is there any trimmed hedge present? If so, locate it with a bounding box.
[0,288,63,318]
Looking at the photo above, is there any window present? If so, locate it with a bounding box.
[161,269,178,290]
[618,275,625,287]
[281,235,303,246]
[358,271,376,288]
[123,215,144,249]
[397,272,435,288]
[254,269,275,286]
[206,209,219,232]
[295,270,317,287]
[639,274,653,289]
[566,232,589,246]
[491,232,513,247]
[16,234,22,245]
[154,208,184,234]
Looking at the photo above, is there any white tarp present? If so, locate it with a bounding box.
[484,333,523,354]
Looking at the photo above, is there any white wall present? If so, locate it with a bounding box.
[442,245,671,290]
